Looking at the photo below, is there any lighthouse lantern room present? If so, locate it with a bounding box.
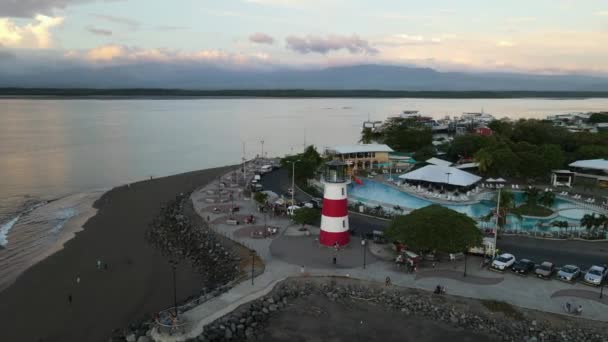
[319,160,350,247]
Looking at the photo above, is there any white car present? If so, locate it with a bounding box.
[583,265,607,286]
[491,253,516,271]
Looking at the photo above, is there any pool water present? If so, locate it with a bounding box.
[348,179,602,231]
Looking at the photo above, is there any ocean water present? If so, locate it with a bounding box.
[1,97,608,287]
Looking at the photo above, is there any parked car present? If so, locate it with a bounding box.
[535,261,555,279]
[310,197,323,208]
[491,253,516,271]
[557,265,581,282]
[584,265,608,286]
[511,259,535,275]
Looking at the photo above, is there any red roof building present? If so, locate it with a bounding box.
[475,127,493,136]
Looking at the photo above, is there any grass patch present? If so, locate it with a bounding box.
[511,203,554,217]
[481,300,524,320]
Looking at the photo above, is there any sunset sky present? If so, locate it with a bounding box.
[1,0,607,74]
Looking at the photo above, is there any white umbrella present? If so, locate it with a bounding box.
[486,178,496,182]
[495,178,506,183]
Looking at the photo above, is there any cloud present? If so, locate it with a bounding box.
[378,34,443,46]
[156,25,189,31]
[92,14,139,30]
[0,15,64,48]
[0,0,122,18]
[249,32,274,45]
[245,0,303,6]
[496,40,516,47]
[595,11,608,16]
[507,17,536,23]
[64,44,273,68]
[285,34,378,55]
[87,26,112,36]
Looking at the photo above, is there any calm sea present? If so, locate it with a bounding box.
[1,97,608,288]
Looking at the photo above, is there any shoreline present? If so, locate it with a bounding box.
[0,165,237,342]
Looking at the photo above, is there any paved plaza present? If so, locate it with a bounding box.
[151,166,608,341]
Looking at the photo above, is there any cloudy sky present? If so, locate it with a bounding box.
[1,0,607,74]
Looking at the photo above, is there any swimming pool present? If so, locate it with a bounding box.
[348,179,603,231]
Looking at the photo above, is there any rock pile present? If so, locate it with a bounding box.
[195,278,607,342]
[146,192,240,286]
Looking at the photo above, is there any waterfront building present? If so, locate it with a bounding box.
[326,144,394,170]
[552,159,608,188]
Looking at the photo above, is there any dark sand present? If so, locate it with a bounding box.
[0,166,232,342]
[264,294,498,342]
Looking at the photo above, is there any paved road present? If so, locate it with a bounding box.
[260,169,389,236]
[261,169,608,268]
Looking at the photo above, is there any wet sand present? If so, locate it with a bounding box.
[0,166,233,342]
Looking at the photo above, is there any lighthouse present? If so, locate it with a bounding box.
[319,160,350,246]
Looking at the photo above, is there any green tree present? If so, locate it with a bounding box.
[281,145,324,182]
[385,205,482,253]
[491,190,516,228]
[490,147,520,177]
[253,192,268,206]
[378,117,433,152]
[589,112,608,123]
[474,148,494,174]
[292,207,321,227]
[539,191,556,207]
[580,213,597,230]
[448,134,495,161]
[413,145,436,162]
[575,145,608,160]
[359,127,380,144]
[523,187,541,206]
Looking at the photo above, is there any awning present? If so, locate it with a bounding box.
[399,165,481,187]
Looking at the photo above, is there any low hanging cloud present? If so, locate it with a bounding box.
[64,44,273,68]
[92,14,139,30]
[285,34,378,55]
[0,0,120,18]
[0,15,64,48]
[378,34,443,46]
[87,26,112,36]
[249,32,274,45]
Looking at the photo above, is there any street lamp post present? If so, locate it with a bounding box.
[171,263,178,318]
[361,239,367,269]
[260,139,265,159]
[291,160,300,206]
[463,251,467,277]
[251,251,255,285]
[601,278,605,299]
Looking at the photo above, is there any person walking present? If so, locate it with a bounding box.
[68,294,72,305]
[385,276,391,287]
[97,260,101,270]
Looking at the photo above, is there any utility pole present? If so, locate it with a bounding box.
[251,251,255,285]
[361,239,367,269]
[291,160,300,206]
[493,188,501,259]
[260,139,264,159]
[171,262,178,319]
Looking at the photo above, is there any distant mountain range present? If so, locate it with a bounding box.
[2,64,608,91]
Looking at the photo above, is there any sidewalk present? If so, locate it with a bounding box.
[152,167,608,342]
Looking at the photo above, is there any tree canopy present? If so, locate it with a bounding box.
[253,192,268,206]
[281,145,325,183]
[359,117,433,154]
[385,205,482,253]
[292,207,321,226]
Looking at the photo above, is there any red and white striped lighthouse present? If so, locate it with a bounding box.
[319,160,350,246]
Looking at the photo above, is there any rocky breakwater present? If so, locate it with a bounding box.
[147,191,240,287]
[195,278,607,342]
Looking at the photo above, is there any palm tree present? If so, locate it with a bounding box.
[523,187,541,206]
[474,149,493,174]
[493,190,516,228]
[359,127,379,144]
[539,191,556,207]
[580,213,597,231]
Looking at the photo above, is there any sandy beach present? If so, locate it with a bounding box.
[0,166,233,342]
